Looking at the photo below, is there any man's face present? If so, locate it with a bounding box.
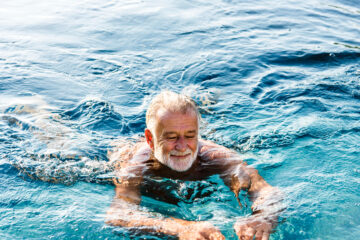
[151,109,199,172]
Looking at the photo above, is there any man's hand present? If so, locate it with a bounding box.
[177,221,225,240]
[234,216,275,240]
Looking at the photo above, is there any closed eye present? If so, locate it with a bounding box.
[164,134,178,140]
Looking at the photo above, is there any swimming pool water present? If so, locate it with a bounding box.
[0,0,359,239]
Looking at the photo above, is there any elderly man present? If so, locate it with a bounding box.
[106,91,282,240]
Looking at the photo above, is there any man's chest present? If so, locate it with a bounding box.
[140,176,220,205]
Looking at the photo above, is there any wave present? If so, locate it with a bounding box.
[61,99,130,133]
[0,98,125,185]
[254,74,360,105]
[232,115,358,152]
[250,71,307,99]
[262,50,360,66]
[10,154,114,185]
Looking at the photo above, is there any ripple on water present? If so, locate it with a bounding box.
[0,0,359,239]
[0,98,123,185]
[263,50,360,67]
[250,70,307,99]
[61,99,125,131]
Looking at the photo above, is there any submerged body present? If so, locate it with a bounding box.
[106,91,282,240]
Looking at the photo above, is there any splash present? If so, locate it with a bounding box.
[0,96,128,185]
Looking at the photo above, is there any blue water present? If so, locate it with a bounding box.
[1,0,360,239]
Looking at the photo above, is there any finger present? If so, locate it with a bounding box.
[193,233,206,240]
[243,227,256,240]
[209,231,225,240]
[255,230,263,240]
[236,226,252,240]
[200,229,220,240]
[235,225,246,239]
[234,222,247,235]
[235,224,254,240]
[261,231,270,240]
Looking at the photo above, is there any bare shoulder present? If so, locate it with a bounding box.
[198,139,237,160]
[108,137,150,170]
[109,137,151,187]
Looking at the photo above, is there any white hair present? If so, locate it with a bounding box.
[146,91,200,134]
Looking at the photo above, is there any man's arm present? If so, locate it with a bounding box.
[199,140,283,240]
[106,142,225,240]
[106,177,225,239]
[231,165,283,240]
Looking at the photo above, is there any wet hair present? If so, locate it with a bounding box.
[146,90,200,134]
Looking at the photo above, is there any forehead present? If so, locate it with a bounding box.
[155,109,198,132]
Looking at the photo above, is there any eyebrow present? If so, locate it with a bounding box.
[163,130,197,136]
[163,132,177,136]
[186,130,197,134]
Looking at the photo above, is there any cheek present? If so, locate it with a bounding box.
[188,140,198,151]
[159,140,175,153]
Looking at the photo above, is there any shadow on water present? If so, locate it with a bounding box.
[262,50,360,67]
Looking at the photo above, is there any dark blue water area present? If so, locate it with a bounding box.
[1,0,360,239]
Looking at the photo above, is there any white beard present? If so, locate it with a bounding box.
[154,145,198,172]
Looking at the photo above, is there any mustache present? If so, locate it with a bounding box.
[169,149,193,156]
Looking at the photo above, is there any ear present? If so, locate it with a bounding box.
[144,129,154,150]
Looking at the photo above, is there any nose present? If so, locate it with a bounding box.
[175,137,187,152]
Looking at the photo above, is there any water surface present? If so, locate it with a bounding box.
[1,0,360,239]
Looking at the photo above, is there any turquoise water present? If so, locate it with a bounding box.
[1,0,360,239]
